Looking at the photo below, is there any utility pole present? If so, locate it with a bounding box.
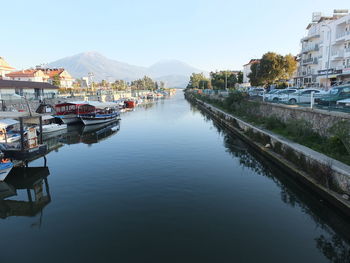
[322,24,332,90]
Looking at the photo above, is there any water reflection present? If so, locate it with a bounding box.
[196,103,350,262]
[61,121,120,145]
[0,166,51,221]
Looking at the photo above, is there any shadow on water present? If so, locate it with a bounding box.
[195,103,350,262]
[0,165,51,227]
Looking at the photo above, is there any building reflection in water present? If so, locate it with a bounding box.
[0,165,51,226]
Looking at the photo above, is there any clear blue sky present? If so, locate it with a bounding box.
[2,0,349,71]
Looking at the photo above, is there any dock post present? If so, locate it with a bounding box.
[39,116,43,144]
[19,117,25,151]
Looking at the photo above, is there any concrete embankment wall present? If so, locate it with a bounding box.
[186,94,350,216]
[256,102,350,137]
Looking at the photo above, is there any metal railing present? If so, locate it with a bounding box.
[260,91,350,113]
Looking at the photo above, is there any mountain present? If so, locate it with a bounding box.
[47,51,205,88]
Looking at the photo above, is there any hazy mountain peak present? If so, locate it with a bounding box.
[47,52,205,87]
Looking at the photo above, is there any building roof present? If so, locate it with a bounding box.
[0,80,59,90]
[243,59,260,67]
[5,69,42,78]
[41,68,65,78]
[0,57,15,70]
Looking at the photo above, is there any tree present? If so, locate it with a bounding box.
[210,71,238,89]
[187,73,209,89]
[248,63,263,86]
[237,71,243,84]
[282,54,297,80]
[52,74,61,87]
[248,52,297,86]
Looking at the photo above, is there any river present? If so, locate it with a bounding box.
[1,92,349,262]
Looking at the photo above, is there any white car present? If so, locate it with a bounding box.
[279,88,328,104]
[265,89,298,102]
[248,88,265,96]
[336,98,350,107]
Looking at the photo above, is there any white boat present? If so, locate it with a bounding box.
[80,102,121,125]
[0,119,22,143]
[55,115,81,124]
[0,161,13,181]
[81,112,120,125]
[38,116,67,134]
[54,102,96,125]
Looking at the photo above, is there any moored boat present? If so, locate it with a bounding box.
[0,161,13,181]
[54,102,95,124]
[0,119,22,143]
[80,102,120,125]
[38,116,67,134]
[0,151,13,181]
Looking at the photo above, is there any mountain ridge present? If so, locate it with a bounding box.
[48,51,206,88]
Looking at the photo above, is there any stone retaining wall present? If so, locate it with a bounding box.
[187,94,350,215]
[257,102,350,137]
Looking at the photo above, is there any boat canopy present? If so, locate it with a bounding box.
[86,101,119,109]
[0,119,19,129]
[41,115,55,121]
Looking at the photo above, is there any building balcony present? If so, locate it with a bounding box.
[345,48,350,56]
[301,44,319,53]
[302,57,318,65]
[301,33,320,42]
[335,30,350,42]
[331,50,344,60]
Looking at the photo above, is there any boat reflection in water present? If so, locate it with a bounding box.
[61,120,121,145]
[0,165,51,221]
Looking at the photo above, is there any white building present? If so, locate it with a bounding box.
[296,10,350,88]
[0,57,15,79]
[242,59,260,87]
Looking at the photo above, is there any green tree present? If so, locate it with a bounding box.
[187,73,209,89]
[237,71,243,84]
[210,71,238,89]
[248,52,297,86]
[52,74,61,87]
[248,63,263,86]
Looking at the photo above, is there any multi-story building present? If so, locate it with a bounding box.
[5,67,74,88]
[242,59,260,87]
[40,68,74,89]
[296,10,350,88]
[0,57,15,79]
[6,69,48,82]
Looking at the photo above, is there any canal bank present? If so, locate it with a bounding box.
[1,92,350,263]
[185,92,350,216]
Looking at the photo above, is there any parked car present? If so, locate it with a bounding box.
[265,88,298,102]
[279,88,327,104]
[248,88,265,96]
[316,85,350,106]
[336,98,350,107]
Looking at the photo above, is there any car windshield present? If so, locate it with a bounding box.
[267,90,278,94]
[329,89,340,95]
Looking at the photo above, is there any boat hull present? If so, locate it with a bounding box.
[41,124,67,134]
[80,113,120,125]
[0,162,14,181]
[54,115,81,124]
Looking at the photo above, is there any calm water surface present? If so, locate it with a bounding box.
[1,93,350,263]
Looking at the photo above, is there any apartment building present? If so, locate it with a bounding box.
[0,57,15,79]
[242,59,260,87]
[296,10,350,88]
[6,67,74,88]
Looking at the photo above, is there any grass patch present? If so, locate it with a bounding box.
[189,92,350,165]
